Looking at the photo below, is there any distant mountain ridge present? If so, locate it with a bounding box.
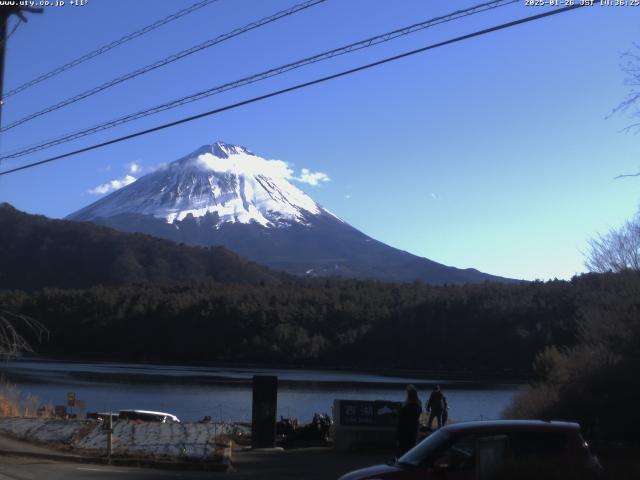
[0,203,283,291]
[67,141,516,285]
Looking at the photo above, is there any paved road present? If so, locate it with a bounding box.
[0,456,214,480]
[0,434,217,479]
[0,434,68,456]
[0,447,391,480]
[0,433,392,479]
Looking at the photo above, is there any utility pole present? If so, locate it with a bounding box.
[0,6,43,128]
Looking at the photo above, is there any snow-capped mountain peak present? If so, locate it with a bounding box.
[66,141,513,285]
[68,141,331,228]
[211,140,253,158]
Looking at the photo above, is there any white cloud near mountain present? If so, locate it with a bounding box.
[89,161,149,195]
[88,174,137,195]
[127,162,141,174]
[296,168,330,186]
[89,151,329,196]
[196,152,329,187]
[197,152,293,179]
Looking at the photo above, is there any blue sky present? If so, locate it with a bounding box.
[1,0,639,281]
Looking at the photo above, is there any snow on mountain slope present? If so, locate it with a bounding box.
[68,141,333,228]
[67,141,516,285]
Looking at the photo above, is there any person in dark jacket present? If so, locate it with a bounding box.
[397,385,422,455]
[441,395,449,426]
[426,385,446,430]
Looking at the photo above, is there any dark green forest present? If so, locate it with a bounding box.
[1,273,627,376]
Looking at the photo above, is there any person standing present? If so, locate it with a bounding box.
[396,385,422,455]
[426,385,446,430]
[441,395,449,426]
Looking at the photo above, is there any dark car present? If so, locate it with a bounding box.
[338,420,601,480]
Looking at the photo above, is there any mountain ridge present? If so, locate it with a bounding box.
[67,141,517,285]
[0,202,285,291]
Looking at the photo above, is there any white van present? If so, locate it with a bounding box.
[118,409,180,423]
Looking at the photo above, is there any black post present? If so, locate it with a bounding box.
[0,6,43,129]
[0,8,10,128]
[251,375,277,449]
[106,412,113,459]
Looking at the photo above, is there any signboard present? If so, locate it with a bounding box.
[338,400,401,427]
[67,392,76,407]
[75,400,86,410]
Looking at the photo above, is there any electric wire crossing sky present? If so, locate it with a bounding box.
[0,1,587,176]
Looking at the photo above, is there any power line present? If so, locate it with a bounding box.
[0,0,328,133]
[0,3,588,178]
[0,0,518,160]
[0,0,221,102]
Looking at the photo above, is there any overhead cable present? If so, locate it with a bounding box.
[0,0,328,132]
[0,4,588,177]
[0,0,517,159]
[0,0,221,102]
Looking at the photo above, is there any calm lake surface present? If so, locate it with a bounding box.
[0,359,522,423]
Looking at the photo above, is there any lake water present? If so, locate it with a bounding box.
[0,359,522,423]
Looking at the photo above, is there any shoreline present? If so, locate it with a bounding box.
[8,355,531,384]
[1,358,522,424]
[1,370,525,391]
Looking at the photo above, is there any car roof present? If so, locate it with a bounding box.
[441,420,580,435]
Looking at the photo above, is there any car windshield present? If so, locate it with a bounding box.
[398,430,451,467]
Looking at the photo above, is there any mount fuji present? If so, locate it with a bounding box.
[67,141,512,284]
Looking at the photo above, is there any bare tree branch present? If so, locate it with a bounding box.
[585,212,640,273]
[608,44,640,124]
[614,172,640,179]
[0,311,47,359]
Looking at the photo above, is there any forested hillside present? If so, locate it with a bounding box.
[2,275,609,374]
[0,203,284,290]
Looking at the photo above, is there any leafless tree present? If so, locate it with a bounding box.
[585,212,640,272]
[610,43,640,129]
[611,44,640,179]
[0,310,46,358]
